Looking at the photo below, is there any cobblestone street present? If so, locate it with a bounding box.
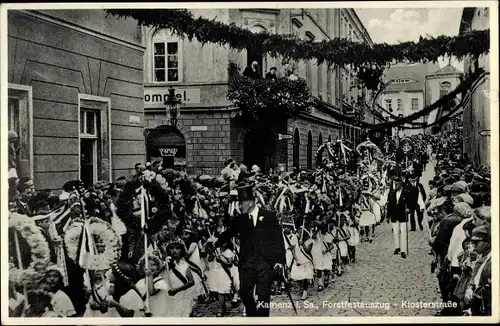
[193,162,442,317]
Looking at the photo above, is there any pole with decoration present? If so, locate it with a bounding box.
[140,185,152,316]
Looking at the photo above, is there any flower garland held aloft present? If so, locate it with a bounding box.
[106,9,489,90]
[9,212,51,289]
[64,217,122,271]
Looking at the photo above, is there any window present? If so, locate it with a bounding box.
[440,81,452,98]
[411,98,419,111]
[318,63,323,99]
[248,25,268,76]
[307,131,313,169]
[80,109,99,187]
[79,95,111,187]
[152,29,182,82]
[305,33,315,87]
[397,99,402,111]
[293,129,300,169]
[8,84,33,179]
[318,133,324,165]
[385,99,392,111]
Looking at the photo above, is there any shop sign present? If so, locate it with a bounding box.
[159,148,178,157]
[191,126,208,131]
[144,88,201,108]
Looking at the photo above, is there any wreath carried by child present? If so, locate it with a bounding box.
[8,212,51,289]
[64,217,122,271]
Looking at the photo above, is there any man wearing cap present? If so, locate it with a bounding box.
[215,183,286,317]
[465,225,491,315]
[133,163,145,179]
[16,178,35,215]
[450,181,468,196]
[433,202,469,301]
[446,205,474,271]
[386,176,412,259]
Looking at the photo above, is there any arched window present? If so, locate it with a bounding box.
[307,131,313,170]
[152,29,183,82]
[293,128,300,170]
[440,81,452,98]
[317,133,324,165]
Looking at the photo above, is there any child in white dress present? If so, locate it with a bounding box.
[282,223,295,277]
[230,239,241,305]
[311,223,334,291]
[288,228,314,300]
[112,252,168,317]
[345,211,360,263]
[338,215,351,267]
[206,241,236,317]
[182,228,208,302]
[162,237,196,317]
[38,265,76,317]
[83,269,119,317]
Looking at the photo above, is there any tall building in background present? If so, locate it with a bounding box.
[377,63,440,137]
[425,64,463,134]
[377,62,463,138]
[141,9,373,174]
[459,7,490,167]
[7,10,145,190]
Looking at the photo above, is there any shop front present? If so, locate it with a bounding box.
[146,125,187,170]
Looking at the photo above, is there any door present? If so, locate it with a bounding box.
[80,138,96,187]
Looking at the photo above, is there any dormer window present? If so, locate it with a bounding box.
[305,31,315,42]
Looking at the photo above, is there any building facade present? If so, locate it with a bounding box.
[377,62,464,138]
[7,9,145,190]
[425,65,463,134]
[459,7,490,166]
[142,8,373,174]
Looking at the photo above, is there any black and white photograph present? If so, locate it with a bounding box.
[1,1,498,323]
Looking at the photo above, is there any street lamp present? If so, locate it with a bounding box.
[164,87,182,127]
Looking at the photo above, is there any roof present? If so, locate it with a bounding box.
[429,64,462,76]
[381,62,440,93]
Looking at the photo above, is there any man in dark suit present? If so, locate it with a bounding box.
[412,158,423,181]
[386,176,412,259]
[215,184,286,317]
[406,174,427,231]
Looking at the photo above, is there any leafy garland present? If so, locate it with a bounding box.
[319,68,485,129]
[106,9,489,90]
[227,62,314,121]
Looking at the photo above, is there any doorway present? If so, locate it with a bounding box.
[80,138,97,187]
[244,125,276,173]
[146,125,187,170]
